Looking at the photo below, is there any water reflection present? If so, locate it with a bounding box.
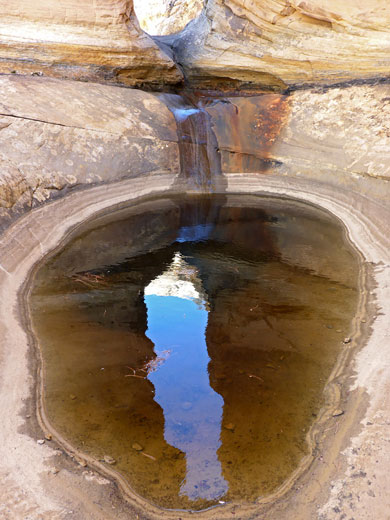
[29,195,360,510]
[145,253,228,501]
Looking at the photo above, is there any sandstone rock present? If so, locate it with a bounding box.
[273,83,390,196]
[0,0,182,87]
[134,0,203,35]
[205,83,390,190]
[190,83,390,283]
[1,78,389,236]
[205,94,291,173]
[0,75,180,231]
[169,0,390,88]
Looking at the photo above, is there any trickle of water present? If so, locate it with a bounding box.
[29,194,359,511]
[159,94,222,190]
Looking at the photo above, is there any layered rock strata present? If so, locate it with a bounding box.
[167,0,390,88]
[0,0,182,87]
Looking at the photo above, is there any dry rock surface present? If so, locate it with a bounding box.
[170,0,390,88]
[0,0,182,86]
[134,0,203,35]
[0,75,179,230]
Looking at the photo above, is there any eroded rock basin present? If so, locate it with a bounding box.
[28,194,359,512]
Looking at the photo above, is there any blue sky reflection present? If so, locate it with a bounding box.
[144,253,228,502]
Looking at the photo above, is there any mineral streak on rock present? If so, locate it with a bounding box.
[159,90,290,193]
[0,0,183,87]
[205,94,291,173]
[2,75,390,233]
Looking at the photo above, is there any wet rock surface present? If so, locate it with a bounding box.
[163,83,390,198]
[1,75,390,235]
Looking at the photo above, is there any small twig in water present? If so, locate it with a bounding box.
[248,374,264,382]
[71,273,108,288]
[73,277,95,289]
[141,452,157,461]
[124,351,172,380]
[124,366,146,379]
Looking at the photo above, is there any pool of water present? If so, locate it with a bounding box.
[29,194,359,511]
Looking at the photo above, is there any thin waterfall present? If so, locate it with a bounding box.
[158,93,223,192]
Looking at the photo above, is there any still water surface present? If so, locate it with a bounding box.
[30,195,359,510]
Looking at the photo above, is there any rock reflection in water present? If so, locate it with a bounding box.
[145,253,228,501]
[29,195,359,511]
